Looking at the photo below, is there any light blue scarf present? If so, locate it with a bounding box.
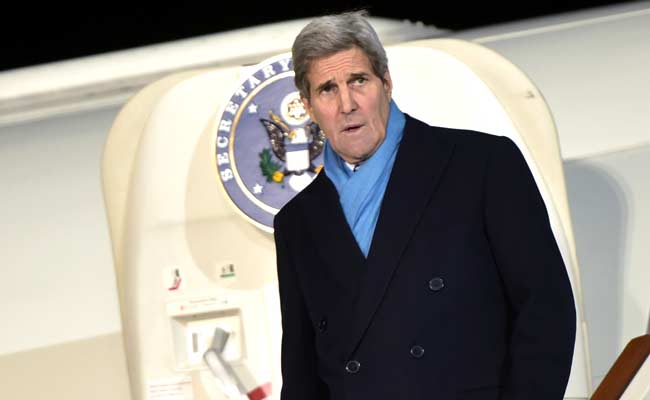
[324,100,405,257]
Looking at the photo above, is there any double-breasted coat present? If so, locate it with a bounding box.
[273,114,576,400]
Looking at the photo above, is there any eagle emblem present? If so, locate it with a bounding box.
[259,101,325,191]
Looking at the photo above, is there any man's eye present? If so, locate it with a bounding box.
[355,77,367,84]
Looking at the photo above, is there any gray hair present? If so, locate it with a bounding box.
[292,10,389,100]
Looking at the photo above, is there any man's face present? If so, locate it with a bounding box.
[302,46,393,164]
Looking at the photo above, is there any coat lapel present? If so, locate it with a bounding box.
[346,115,455,357]
[301,172,366,294]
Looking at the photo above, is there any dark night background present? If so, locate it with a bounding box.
[1,1,633,71]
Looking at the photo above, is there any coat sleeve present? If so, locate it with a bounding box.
[273,213,329,400]
[484,136,576,399]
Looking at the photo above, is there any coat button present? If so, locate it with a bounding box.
[428,277,445,291]
[410,345,425,358]
[345,360,361,374]
[318,318,327,332]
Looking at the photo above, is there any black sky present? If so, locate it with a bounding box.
[1,1,632,71]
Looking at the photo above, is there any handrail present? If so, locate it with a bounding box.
[591,334,650,399]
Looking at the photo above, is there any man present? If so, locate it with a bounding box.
[273,10,576,400]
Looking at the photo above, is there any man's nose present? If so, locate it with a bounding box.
[338,87,357,114]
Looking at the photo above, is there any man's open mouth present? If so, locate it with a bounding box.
[343,124,363,133]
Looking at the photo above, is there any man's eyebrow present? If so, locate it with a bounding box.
[315,79,335,93]
[314,72,370,93]
[349,72,369,81]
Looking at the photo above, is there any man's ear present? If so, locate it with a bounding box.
[302,95,316,123]
[383,69,393,97]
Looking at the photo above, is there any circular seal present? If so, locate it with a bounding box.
[214,54,325,231]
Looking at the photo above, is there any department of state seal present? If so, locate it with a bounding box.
[214,55,324,231]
